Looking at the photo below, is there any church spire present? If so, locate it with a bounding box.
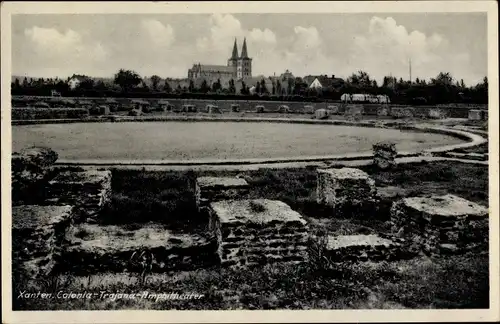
[240,37,249,58]
[231,38,239,60]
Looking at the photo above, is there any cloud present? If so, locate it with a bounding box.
[350,16,477,83]
[141,19,175,47]
[194,14,342,78]
[24,26,107,61]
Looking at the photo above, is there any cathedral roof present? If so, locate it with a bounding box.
[240,38,249,59]
[230,39,239,60]
[194,64,235,73]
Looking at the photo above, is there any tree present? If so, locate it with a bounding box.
[78,77,95,90]
[176,84,182,93]
[272,82,276,95]
[200,79,210,93]
[188,80,195,93]
[347,70,372,88]
[94,80,108,91]
[240,81,248,95]
[228,79,236,94]
[276,79,282,94]
[114,69,142,92]
[13,78,20,89]
[22,77,29,88]
[260,79,267,94]
[255,81,261,94]
[163,81,172,93]
[286,81,292,95]
[150,75,161,91]
[431,72,453,85]
[212,78,222,93]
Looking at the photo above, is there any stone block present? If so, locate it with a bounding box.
[377,106,389,116]
[468,109,483,120]
[373,141,397,170]
[195,176,249,210]
[345,104,364,116]
[208,199,309,267]
[327,105,339,114]
[11,147,59,202]
[316,168,377,216]
[12,205,73,277]
[315,108,329,120]
[391,106,414,118]
[428,108,448,119]
[61,223,218,274]
[47,170,112,223]
[390,194,488,254]
[326,234,406,261]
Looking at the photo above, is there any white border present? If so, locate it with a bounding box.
[2,2,499,323]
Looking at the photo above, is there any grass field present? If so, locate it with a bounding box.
[12,121,464,161]
[13,161,489,310]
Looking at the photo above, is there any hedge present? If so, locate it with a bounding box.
[12,108,89,120]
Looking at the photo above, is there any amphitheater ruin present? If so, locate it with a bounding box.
[12,136,489,279]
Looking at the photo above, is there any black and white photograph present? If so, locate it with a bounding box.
[1,1,498,322]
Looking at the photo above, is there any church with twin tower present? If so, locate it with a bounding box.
[188,38,252,81]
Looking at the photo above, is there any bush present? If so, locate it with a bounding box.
[12,108,89,120]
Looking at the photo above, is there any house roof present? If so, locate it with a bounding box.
[308,75,344,88]
[69,75,89,82]
[192,64,235,73]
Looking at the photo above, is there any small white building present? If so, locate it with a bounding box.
[67,75,88,90]
[341,93,390,103]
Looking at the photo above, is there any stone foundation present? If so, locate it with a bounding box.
[208,199,309,267]
[390,194,488,254]
[315,108,329,120]
[468,109,487,121]
[373,141,397,169]
[327,105,339,114]
[47,170,112,223]
[11,146,58,203]
[345,104,364,116]
[428,108,448,119]
[61,223,218,274]
[377,106,389,116]
[316,168,377,216]
[391,107,414,118]
[12,205,74,277]
[326,234,407,262]
[195,176,250,210]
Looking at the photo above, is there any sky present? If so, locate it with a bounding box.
[12,13,487,85]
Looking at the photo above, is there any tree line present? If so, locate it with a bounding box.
[11,69,488,104]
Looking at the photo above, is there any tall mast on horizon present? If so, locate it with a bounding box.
[409,57,412,84]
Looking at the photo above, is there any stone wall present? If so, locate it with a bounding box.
[468,109,483,120]
[316,168,377,217]
[47,170,112,223]
[315,108,329,120]
[12,205,74,277]
[377,106,389,116]
[12,108,89,120]
[373,142,397,169]
[195,176,250,210]
[390,106,415,118]
[208,199,309,267]
[326,105,339,114]
[345,104,364,116]
[325,234,411,262]
[428,108,448,119]
[61,224,218,274]
[11,147,58,204]
[390,194,488,255]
